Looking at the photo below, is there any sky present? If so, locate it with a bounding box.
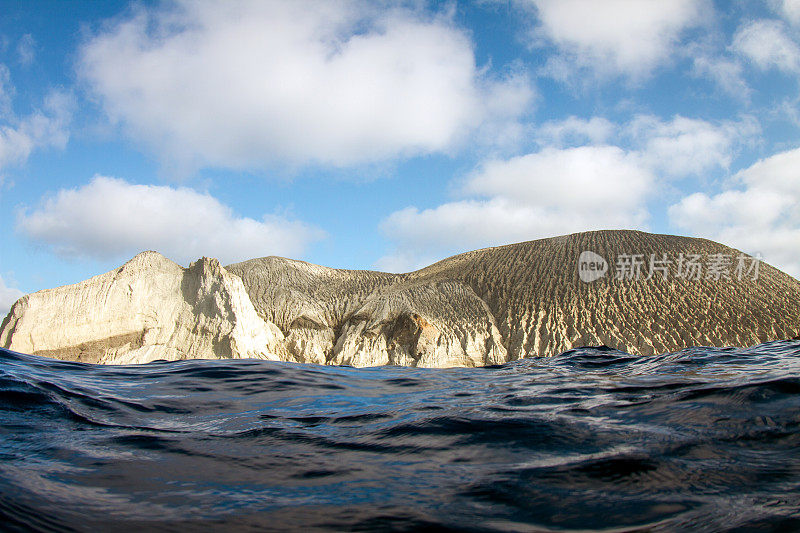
[1,0,800,314]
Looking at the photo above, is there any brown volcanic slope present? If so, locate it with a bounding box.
[410,230,800,357]
[228,230,800,363]
[2,230,799,366]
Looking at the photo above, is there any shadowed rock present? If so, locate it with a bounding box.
[2,230,799,366]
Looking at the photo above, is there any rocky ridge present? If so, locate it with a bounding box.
[0,252,287,364]
[2,230,799,366]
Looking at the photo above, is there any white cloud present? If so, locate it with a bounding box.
[0,275,24,317]
[78,0,533,171]
[380,196,647,261]
[691,52,751,99]
[669,147,800,278]
[377,145,653,271]
[526,0,707,79]
[780,0,800,25]
[0,64,71,173]
[732,19,800,72]
[536,116,614,146]
[16,34,35,65]
[0,83,72,171]
[537,114,755,179]
[464,146,651,210]
[376,110,759,271]
[17,176,324,265]
[0,64,11,116]
[626,114,757,178]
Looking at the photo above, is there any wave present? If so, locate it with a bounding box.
[1,341,800,531]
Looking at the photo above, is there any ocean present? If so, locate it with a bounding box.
[1,340,799,532]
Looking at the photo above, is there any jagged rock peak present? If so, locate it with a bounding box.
[1,253,286,364]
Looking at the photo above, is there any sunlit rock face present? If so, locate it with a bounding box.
[0,252,287,364]
[3,231,800,366]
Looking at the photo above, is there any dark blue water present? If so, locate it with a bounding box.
[1,341,800,532]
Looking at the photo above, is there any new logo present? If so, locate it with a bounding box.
[578,251,608,283]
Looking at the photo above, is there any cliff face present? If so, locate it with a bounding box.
[0,252,287,364]
[2,231,799,366]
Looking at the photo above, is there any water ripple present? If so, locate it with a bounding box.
[1,340,800,531]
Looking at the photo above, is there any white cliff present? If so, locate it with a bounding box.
[0,251,286,364]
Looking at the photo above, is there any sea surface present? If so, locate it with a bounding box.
[1,341,800,532]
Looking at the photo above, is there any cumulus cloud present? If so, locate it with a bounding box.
[733,19,800,72]
[539,114,755,178]
[376,112,758,272]
[525,0,707,79]
[536,116,614,146]
[0,65,71,172]
[625,114,758,178]
[464,146,651,210]
[17,176,324,265]
[0,91,71,170]
[691,51,751,99]
[669,147,800,278]
[0,275,24,317]
[78,0,533,171]
[779,0,800,25]
[377,145,653,272]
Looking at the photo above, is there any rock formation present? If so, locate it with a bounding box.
[0,252,287,364]
[226,257,507,367]
[2,230,799,366]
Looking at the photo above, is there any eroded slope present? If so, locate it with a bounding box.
[2,230,798,366]
[411,230,800,357]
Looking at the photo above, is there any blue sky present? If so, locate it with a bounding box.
[1,0,800,313]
